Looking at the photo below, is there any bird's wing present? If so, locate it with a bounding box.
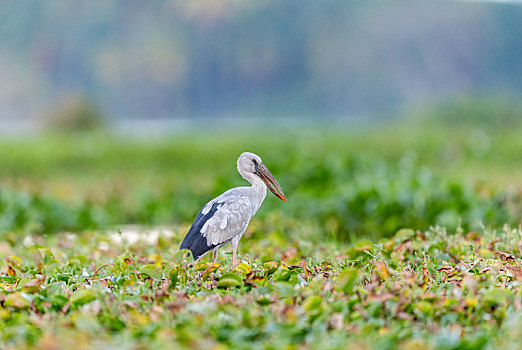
[200,194,252,246]
[179,192,253,259]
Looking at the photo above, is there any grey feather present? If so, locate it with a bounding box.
[200,188,254,246]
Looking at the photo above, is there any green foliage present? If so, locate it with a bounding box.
[70,289,98,306]
[0,226,520,349]
[0,189,109,234]
[279,153,519,240]
[0,150,519,240]
[0,125,520,348]
[337,267,358,294]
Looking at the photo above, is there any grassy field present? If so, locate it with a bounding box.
[0,121,521,349]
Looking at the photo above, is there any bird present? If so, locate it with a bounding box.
[180,152,287,267]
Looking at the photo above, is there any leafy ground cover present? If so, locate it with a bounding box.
[0,154,519,241]
[0,127,520,240]
[0,123,520,348]
[0,225,521,349]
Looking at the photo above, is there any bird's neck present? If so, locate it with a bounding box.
[251,178,267,213]
[242,172,267,213]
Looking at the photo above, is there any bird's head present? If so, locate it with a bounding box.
[237,152,287,201]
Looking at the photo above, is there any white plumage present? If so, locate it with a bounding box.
[180,152,286,266]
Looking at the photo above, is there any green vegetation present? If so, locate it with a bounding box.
[0,224,521,349]
[0,126,520,240]
[0,122,521,348]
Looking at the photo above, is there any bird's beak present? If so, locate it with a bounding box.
[256,163,287,201]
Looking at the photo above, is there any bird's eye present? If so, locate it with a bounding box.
[252,159,260,173]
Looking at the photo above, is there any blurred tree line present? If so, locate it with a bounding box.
[0,0,521,121]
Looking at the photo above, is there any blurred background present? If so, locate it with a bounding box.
[0,1,521,242]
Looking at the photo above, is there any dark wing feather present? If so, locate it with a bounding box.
[180,202,222,260]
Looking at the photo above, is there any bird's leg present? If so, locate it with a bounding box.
[213,250,218,264]
[231,237,239,268]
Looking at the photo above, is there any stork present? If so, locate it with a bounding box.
[180,152,287,267]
